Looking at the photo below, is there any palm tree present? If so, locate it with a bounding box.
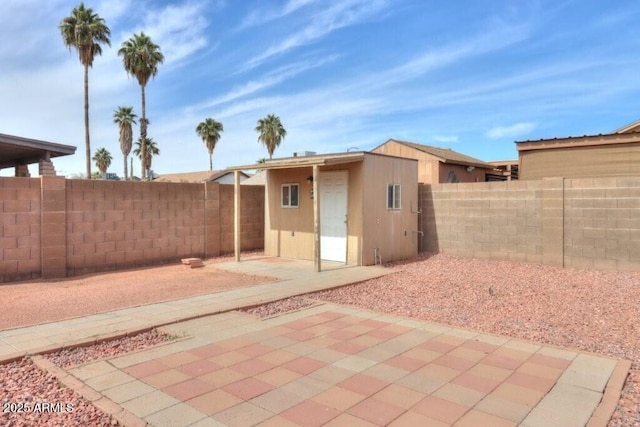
[195,118,224,171]
[92,147,112,179]
[59,2,111,179]
[133,137,160,178]
[255,114,286,159]
[113,106,137,180]
[118,32,164,180]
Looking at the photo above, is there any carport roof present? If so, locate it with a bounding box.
[0,133,76,169]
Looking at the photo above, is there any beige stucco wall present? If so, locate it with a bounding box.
[362,154,418,265]
[519,143,640,180]
[438,163,487,183]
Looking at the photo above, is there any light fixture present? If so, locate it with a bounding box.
[307,176,313,184]
[466,166,475,172]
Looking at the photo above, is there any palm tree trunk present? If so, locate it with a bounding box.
[209,152,213,171]
[123,154,128,181]
[84,65,91,178]
[140,84,147,180]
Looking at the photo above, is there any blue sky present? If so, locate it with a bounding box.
[1,0,640,177]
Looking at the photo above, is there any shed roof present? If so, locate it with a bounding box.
[227,151,368,171]
[0,133,76,169]
[376,139,492,168]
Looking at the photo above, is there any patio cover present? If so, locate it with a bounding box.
[0,133,76,169]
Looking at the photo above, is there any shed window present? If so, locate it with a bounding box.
[281,183,299,208]
[387,184,401,209]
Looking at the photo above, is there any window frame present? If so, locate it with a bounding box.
[387,183,401,210]
[281,183,300,208]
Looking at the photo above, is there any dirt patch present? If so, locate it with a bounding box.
[0,253,271,330]
[240,296,317,318]
[311,252,640,427]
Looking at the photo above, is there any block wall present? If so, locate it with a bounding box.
[219,184,265,253]
[420,181,543,263]
[0,177,41,282]
[420,177,640,271]
[0,177,265,282]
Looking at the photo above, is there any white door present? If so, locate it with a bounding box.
[319,171,348,263]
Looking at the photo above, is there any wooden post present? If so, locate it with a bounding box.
[234,170,241,262]
[313,165,321,272]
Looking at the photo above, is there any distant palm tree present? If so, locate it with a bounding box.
[133,137,160,178]
[195,118,224,171]
[113,106,137,180]
[118,32,164,180]
[92,147,112,178]
[59,2,111,179]
[255,114,286,159]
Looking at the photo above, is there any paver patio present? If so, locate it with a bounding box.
[0,257,631,426]
[49,303,627,426]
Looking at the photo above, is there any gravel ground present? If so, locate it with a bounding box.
[0,252,268,330]
[0,330,173,426]
[240,296,317,318]
[311,253,640,427]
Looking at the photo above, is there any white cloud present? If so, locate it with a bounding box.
[434,135,458,143]
[244,0,389,69]
[239,0,318,29]
[486,122,537,139]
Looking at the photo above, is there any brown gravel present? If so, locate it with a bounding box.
[45,329,173,368]
[240,296,316,318]
[1,358,116,426]
[311,253,640,427]
[0,252,268,330]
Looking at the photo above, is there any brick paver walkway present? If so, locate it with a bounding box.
[53,303,627,427]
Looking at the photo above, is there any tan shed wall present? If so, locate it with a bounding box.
[264,163,364,265]
[362,155,418,265]
[519,143,640,180]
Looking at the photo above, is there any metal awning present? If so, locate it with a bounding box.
[0,133,76,169]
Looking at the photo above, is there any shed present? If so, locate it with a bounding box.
[371,139,493,184]
[227,151,418,270]
[516,131,640,180]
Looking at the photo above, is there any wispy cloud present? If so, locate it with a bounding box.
[434,135,459,143]
[123,1,210,66]
[189,54,339,113]
[239,0,318,29]
[244,0,389,69]
[486,122,537,139]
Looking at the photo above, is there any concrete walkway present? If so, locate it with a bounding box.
[0,257,391,361]
[0,257,631,426]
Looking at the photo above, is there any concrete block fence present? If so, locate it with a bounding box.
[0,176,264,283]
[419,177,640,272]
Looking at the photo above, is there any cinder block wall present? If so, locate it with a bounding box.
[0,177,41,282]
[0,177,265,282]
[420,181,543,263]
[420,177,640,271]
[563,177,640,271]
[219,185,265,253]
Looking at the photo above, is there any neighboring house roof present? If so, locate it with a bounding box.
[155,170,248,183]
[516,131,640,152]
[0,133,76,169]
[614,119,640,134]
[241,172,266,185]
[376,139,493,168]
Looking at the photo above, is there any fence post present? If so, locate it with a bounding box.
[40,176,67,278]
